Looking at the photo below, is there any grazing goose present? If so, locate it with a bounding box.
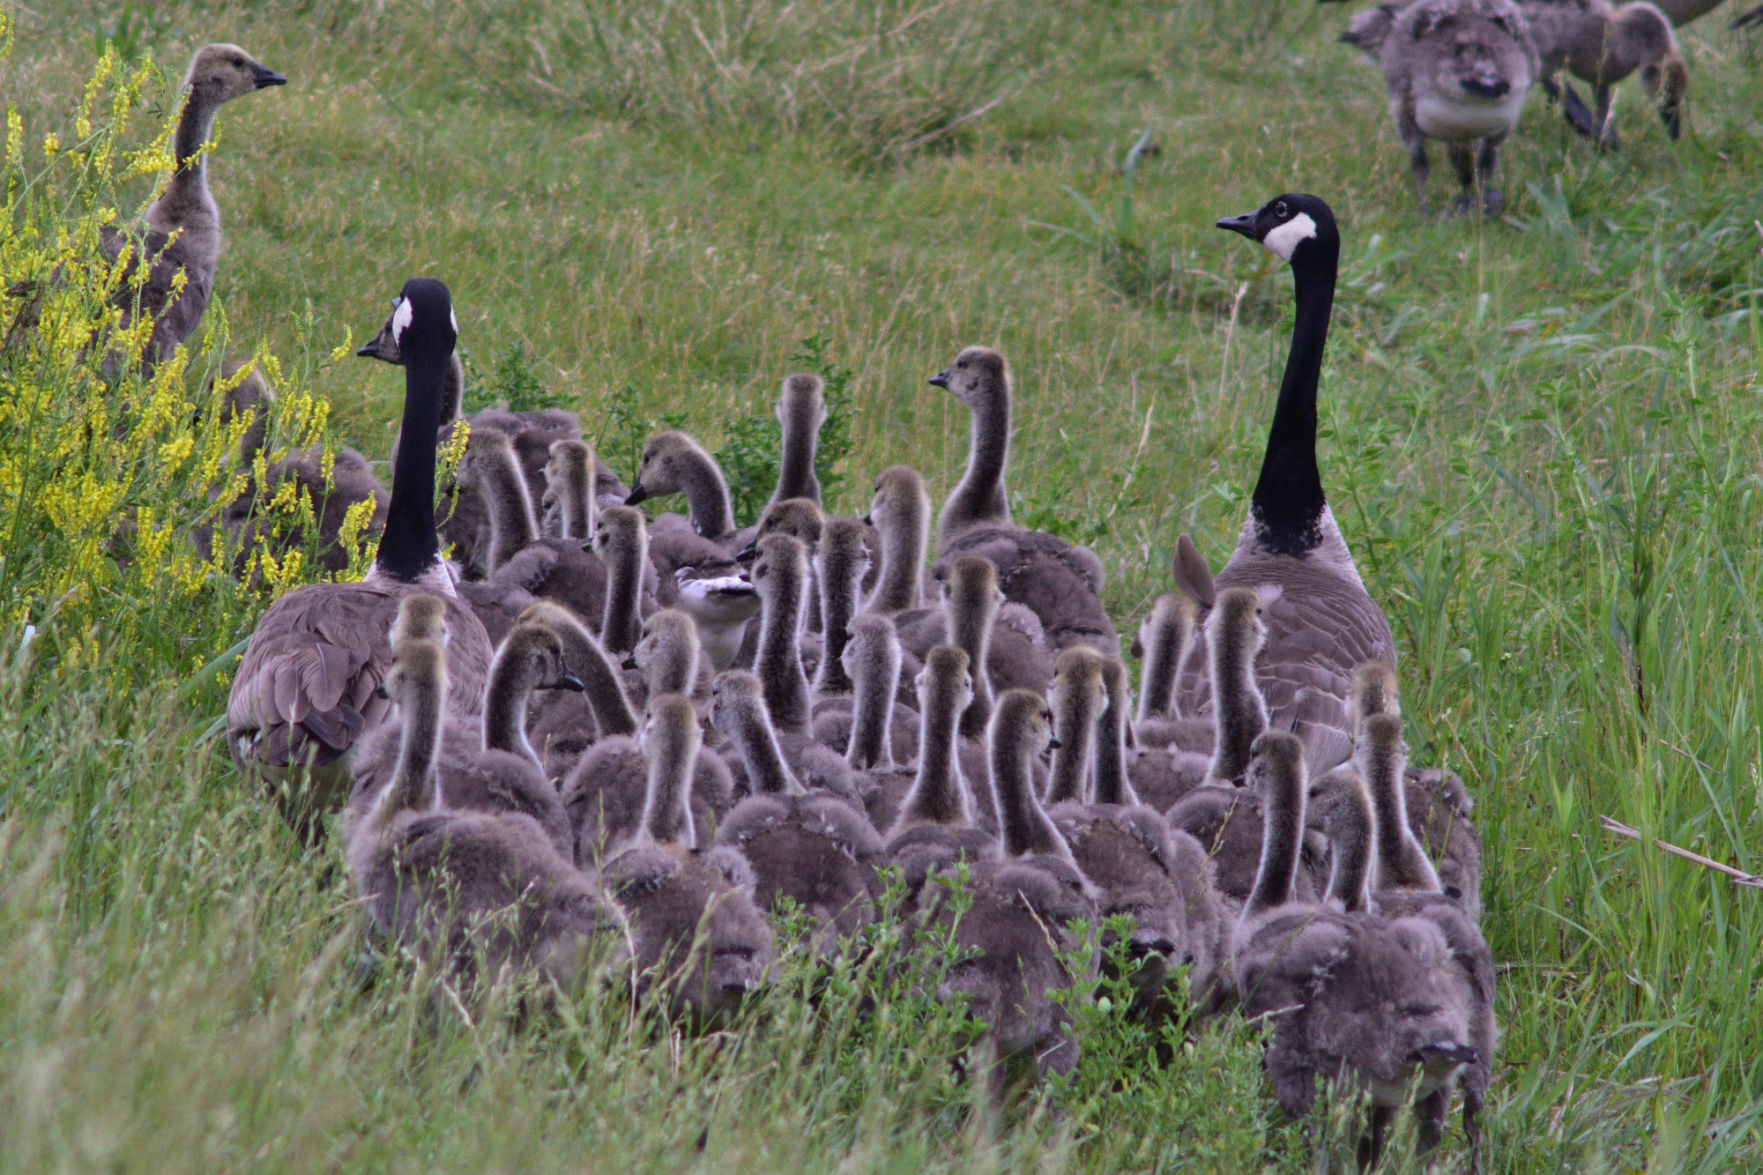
[599,693,773,1024]
[228,280,493,827]
[1351,662,1484,918]
[1521,0,1686,146]
[1177,195,1395,778]
[97,45,285,374]
[710,671,885,952]
[1306,768,1496,1168]
[625,430,738,543]
[863,464,935,617]
[1346,0,1539,215]
[343,638,626,996]
[1232,733,1479,1166]
[769,373,828,508]
[927,347,1117,654]
[931,689,1095,1085]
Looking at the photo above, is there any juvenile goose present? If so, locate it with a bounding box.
[1045,647,1109,806]
[1178,196,1395,777]
[624,430,739,544]
[215,441,388,578]
[1131,589,1206,745]
[594,505,653,655]
[1101,652,1203,813]
[750,533,814,736]
[1231,733,1478,1164]
[1348,0,1538,215]
[1204,588,1271,787]
[1304,768,1495,1166]
[739,496,831,639]
[541,439,597,540]
[893,553,1054,711]
[884,646,988,842]
[932,689,1095,1084]
[520,599,639,778]
[228,280,493,827]
[1352,662,1484,918]
[96,45,284,373]
[863,464,935,617]
[769,373,828,508]
[710,671,885,951]
[820,617,922,822]
[928,347,1117,654]
[631,608,707,703]
[811,516,873,697]
[1521,0,1686,146]
[598,692,773,1024]
[343,638,626,995]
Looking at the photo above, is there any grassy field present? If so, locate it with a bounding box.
[2,0,1762,1169]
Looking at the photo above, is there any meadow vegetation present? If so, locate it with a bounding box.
[1,0,1761,1168]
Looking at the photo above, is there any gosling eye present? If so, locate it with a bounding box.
[232,56,246,68]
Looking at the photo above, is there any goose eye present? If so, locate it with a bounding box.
[232,56,246,68]
[1275,200,1290,219]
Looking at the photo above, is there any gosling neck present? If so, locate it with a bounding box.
[1046,681,1102,806]
[600,528,648,656]
[897,675,967,827]
[1137,595,1198,724]
[482,646,542,765]
[554,457,595,541]
[1207,626,1265,785]
[680,452,736,540]
[1326,792,1375,913]
[1244,770,1305,920]
[644,715,699,847]
[151,89,221,245]
[994,723,1065,861]
[845,642,899,772]
[772,398,823,507]
[948,589,996,741]
[755,561,811,737]
[939,389,1011,544]
[868,489,927,616]
[554,620,638,737]
[728,700,804,796]
[812,532,866,697]
[1094,666,1141,807]
[478,447,539,572]
[389,671,446,815]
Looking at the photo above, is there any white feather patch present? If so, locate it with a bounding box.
[390,296,414,341]
[1263,212,1318,262]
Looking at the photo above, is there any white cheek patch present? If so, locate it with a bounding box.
[390,297,414,342]
[1263,212,1318,261]
[450,308,459,334]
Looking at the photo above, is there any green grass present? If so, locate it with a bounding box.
[3,0,1763,1168]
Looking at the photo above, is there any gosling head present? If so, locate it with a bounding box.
[866,464,929,529]
[1215,193,1338,265]
[453,425,517,490]
[942,554,1003,619]
[546,439,594,494]
[927,345,1008,410]
[390,593,449,649]
[1244,729,1307,808]
[777,373,828,429]
[502,620,586,693]
[740,498,823,560]
[593,504,646,561]
[918,644,975,717]
[1350,661,1401,733]
[1206,587,1267,659]
[708,669,768,738]
[751,533,809,599]
[623,430,713,505]
[185,43,286,105]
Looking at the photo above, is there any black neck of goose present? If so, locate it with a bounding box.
[482,647,538,765]
[1251,241,1337,556]
[901,683,964,825]
[375,347,448,582]
[756,570,810,736]
[773,411,822,506]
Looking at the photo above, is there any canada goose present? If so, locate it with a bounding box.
[346,609,575,861]
[1349,0,1539,215]
[710,671,885,951]
[631,608,705,701]
[1108,644,1210,812]
[708,668,860,801]
[343,638,626,995]
[930,689,1095,1084]
[1132,590,1203,741]
[520,599,638,777]
[1523,0,1686,146]
[1232,733,1478,1163]
[1352,662,1485,919]
[593,505,651,655]
[811,613,923,768]
[769,373,828,508]
[863,465,934,617]
[1306,768,1496,1167]
[926,346,1116,653]
[93,45,285,373]
[228,280,493,827]
[750,533,814,736]
[1205,588,1271,787]
[811,517,872,697]
[1177,196,1395,780]
[599,692,773,1024]
[739,496,830,638]
[541,439,597,540]
[624,430,738,543]
[1046,647,1108,805]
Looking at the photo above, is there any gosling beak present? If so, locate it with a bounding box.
[1047,734,1063,751]
[372,683,389,700]
[623,483,650,506]
[621,653,639,671]
[928,369,951,389]
[734,542,759,562]
[539,671,586,693]
[252,64,288,89]
[1215,211,1258,239]
[1409,1041,1479,1068]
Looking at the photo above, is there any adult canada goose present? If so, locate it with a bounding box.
[931,689,1095,1085]
[1351,662,1484,918]
[710,671,885,951]
[346,607,575,857]
[599,693,773,1024]
[750,533,814,736]
[342,638,626,995]
[769,373,828,508]
[863,464,934,617]
[1521,0,1686,146]
[811,517,872,697]
[1346,0,1539,215]
[927,347,1117,655]
[228,280,493,827]
[812,613,922,767]
[1306,768,1496,1168]
[624,431,738,543]
[1231,733,1478,1165]
[1178,195,1396,778]
[94,45,285,374]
